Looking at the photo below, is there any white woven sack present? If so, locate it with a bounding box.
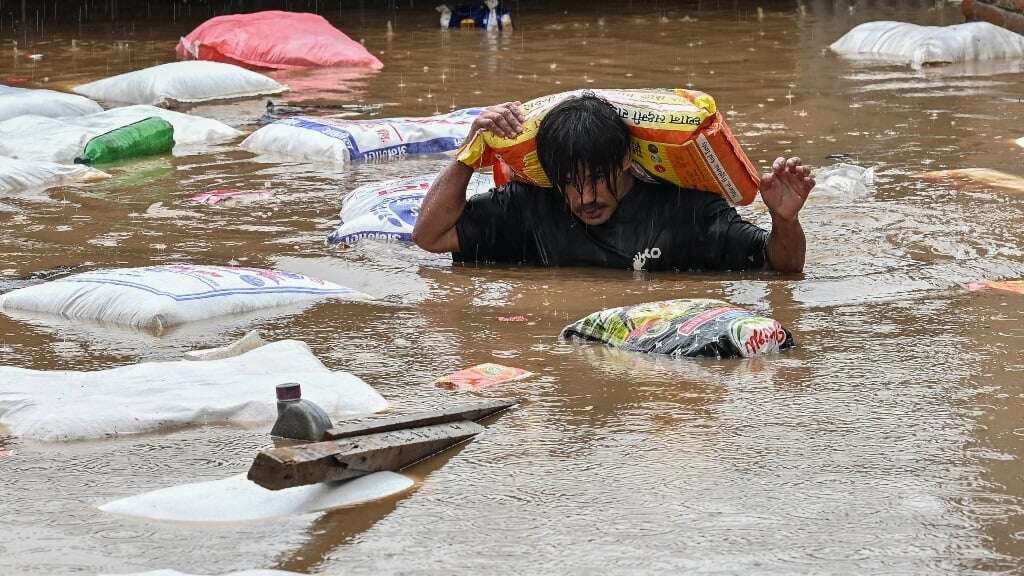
[74,61,287,106]
[0,85,102,121]
[327,172,493,245]
[0,105,241,163]
[0,155,109,194]
[0,264,372,332]
[241,108,480,163]
[0,339,388,441]
[830,21,1024,68]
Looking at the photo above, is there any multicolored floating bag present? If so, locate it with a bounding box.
[560,298,795,358]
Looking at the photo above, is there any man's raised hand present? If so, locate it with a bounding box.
[759,157,815,222]
[466,101,526,142]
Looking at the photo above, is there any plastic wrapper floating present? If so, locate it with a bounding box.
[560,298,795,358]
[458,88,760,205]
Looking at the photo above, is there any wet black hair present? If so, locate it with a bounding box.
[535,94,631,200]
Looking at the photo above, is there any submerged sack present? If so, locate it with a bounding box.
[74,61,287,106]
[0,105,240,163]
[177,11,383,70]
[75,117,174,165]
[830,21,1024,68]
[560,298,795,358]
[0,264,371,332]
[241,108,481,163]
[327,172,493,245]
[0,339,388,441]
[458,88,760,205]
[0,155,109,194]
[0,85,102,121]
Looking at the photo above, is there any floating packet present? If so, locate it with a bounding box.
[434,363,533,391]
[968,279,1024,295]
[560,298,795,358]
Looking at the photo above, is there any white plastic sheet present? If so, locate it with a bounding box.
[0,155,109,194]
[0,264,371,332]
[74,61,287,106]
[811,163,876,201]
[99,471,413,522]
[240,108,481,163]
[0,339,388,441]
[1016,136,1023,149]
[0,85,102,121]
[0,105,241,163]
[328,172,493,245]
[830,21,1024,68]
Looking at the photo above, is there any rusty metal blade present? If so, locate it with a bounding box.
[248,421,483,491]
[322,399,517,441]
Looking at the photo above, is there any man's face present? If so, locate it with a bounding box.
[562,159,633,226]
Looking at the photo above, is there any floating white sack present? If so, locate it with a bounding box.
[0,155,109,194]
[0,339,388,441]
[0,105,241,163]
[0,84,102,121]
[327,172,493,245]
[0,264,371,332]
[1016,136,1023,149]
[241,108,481,163]
[830,21,1024,68]
[74,61,287,106]
[99,471,413,522]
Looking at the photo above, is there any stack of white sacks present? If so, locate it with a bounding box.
[0,61,285,194]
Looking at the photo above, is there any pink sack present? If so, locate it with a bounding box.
[176,11,383,71]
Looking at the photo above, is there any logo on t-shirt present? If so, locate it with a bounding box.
[632,247,662,271]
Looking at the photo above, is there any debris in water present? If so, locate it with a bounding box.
[434,363,533,391]
[968,280,1024,295]
[919,168,1024,194]
[188,188,275,206]
[497,315,528,322]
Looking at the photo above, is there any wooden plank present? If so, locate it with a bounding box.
[322,399,517,440]
[248,421,483,491]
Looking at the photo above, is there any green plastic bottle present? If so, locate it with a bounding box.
[75,117,175,165]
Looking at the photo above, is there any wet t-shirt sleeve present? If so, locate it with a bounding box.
[453,183,539,263]
[668,191,769,271]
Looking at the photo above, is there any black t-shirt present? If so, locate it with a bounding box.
[453,180,769,271]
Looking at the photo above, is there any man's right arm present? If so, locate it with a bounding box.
[411,160,474,253]
[412,102,525,253]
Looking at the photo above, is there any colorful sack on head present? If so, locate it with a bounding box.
[457,88,761,205]
[560,298,794,358]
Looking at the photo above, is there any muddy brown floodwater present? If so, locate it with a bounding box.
[1,1,1023,574]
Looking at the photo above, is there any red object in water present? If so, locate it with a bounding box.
[176,11,384,71]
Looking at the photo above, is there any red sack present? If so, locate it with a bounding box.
[176,11,383,71]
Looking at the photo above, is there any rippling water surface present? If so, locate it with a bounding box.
[1,1,1023,574]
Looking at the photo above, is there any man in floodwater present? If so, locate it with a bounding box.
[413,95,814,272]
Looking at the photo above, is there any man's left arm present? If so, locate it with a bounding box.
[760,157,815,273]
